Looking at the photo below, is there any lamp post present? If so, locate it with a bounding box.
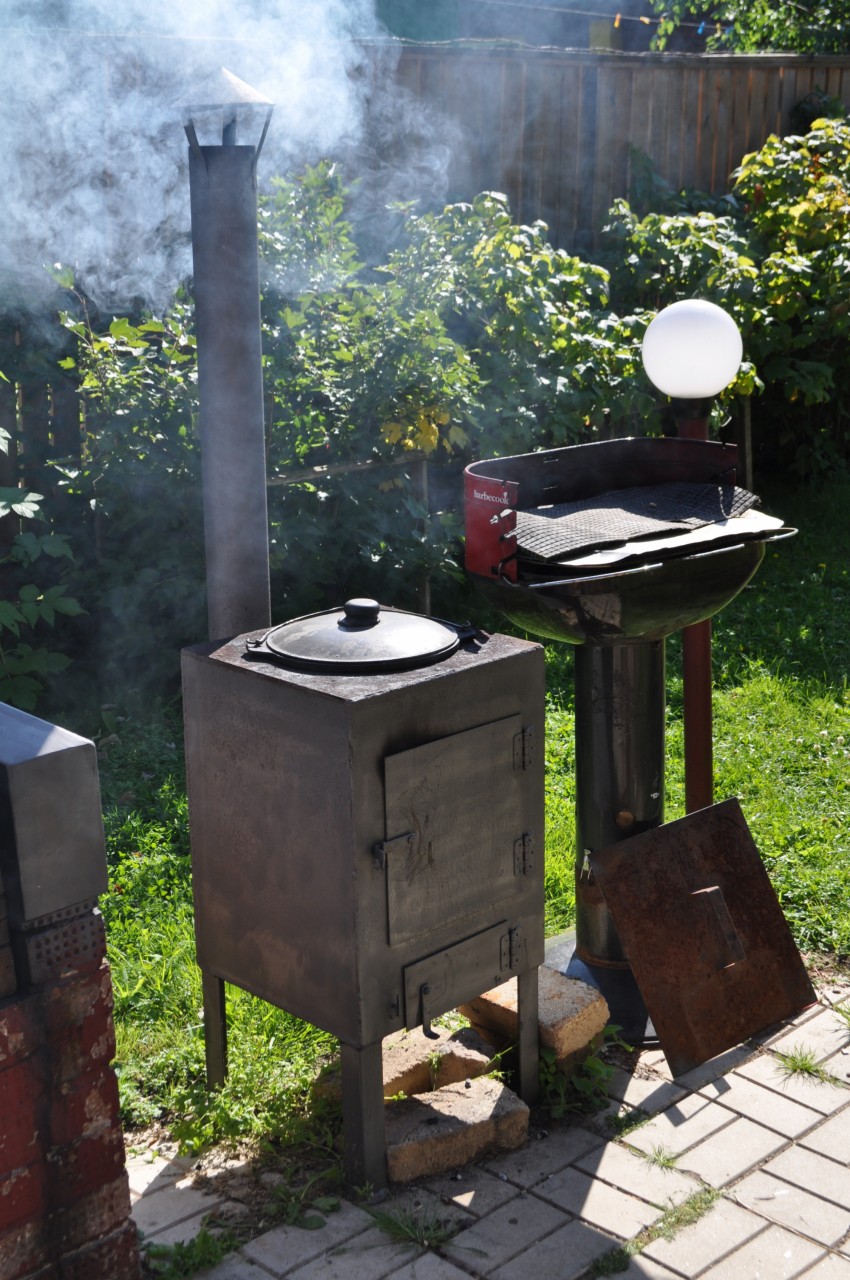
[642,300,743,813]
[183,68,273,1087]
[183,67,274,643]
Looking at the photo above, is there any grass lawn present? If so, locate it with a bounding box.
[95,474,850,1154]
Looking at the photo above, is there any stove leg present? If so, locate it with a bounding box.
[202,970,228,1089]
[516,967,539,1106]
[341,1041,387,1192]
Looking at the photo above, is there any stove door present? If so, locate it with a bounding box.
[383,713,532,946]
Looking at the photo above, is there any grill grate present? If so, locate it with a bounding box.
[515,482,757,562]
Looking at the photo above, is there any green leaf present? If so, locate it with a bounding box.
[50,595,85,617]
[0,602,23,636]
[0,489,44,521]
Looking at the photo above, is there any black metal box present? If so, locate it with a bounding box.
[182,629,545,1049]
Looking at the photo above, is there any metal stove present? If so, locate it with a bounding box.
[182,602,545,1187]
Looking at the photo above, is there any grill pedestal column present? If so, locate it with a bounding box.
[548,639,665,1044]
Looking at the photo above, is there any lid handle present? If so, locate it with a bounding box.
[341,598,380,628]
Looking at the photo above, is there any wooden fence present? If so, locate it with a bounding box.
[395,46,850,250]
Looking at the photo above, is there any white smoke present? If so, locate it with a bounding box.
[0,0,397,312]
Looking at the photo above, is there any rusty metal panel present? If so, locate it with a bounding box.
[384,714,524,945]
[590,798,815,1077]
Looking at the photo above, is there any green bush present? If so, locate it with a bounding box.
[44,166,653,675]
[0,413,84,709]
[603,119,850,476]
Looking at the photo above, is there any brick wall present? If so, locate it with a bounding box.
[0,708,141,1280]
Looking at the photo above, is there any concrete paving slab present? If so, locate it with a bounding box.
[441,1194,570,1271]
[623,1091,736,1157]
[698,1070,823,1138]
[800,1254,850,1279]
[574,1140,698,1208]
[605,1068,687,1115]
[483,1123,602,1187]
[240,1200,375,1277]
[642,1197,767,1276]
[674,1043,762,1092]
[131,1180,227,1238]
[699,1223,824,1278]
[824,1050,850,1088]
[383,1253,475,1280]
[763,1145,850,1210]
[421,1165,521,1218]
[799,1106,850,1165]
[195,1256,279,1279]
[489,1218,615,1280]
[768,1010,850,1063]
[638,1050,675,1082]
[531,1165,665,1237]
[731,1170,850,1246]
[286,1225,420,1279]
[126,1150,194,1199]
[377,1184,473,1239]
[734,1055,850,1115]
[676,1116,788,1187]
[610,1258,681,1278]
[143,1208,229,1247]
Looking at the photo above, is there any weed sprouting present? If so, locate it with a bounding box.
[606,1106,650,1137]
[832,1003,850,1031]
[367,1205,459,1249]
[261,1168,341,1230]
[539,1025,632,1118]
[643,1143,679,1170]
[775,1045,841,1084]
[143,1225,240,1277]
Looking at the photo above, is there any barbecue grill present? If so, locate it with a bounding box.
[183,604,545,1187]
[464,435,798,1045]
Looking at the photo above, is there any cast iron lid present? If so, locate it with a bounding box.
[246,598,473,673]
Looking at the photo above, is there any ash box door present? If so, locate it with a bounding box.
[383,714,531,945]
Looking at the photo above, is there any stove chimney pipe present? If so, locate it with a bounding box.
[183,69,274,641]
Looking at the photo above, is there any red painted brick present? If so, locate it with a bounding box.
[45,1130,125,1206]
[0,1058,46,1174]
[49,1174,131,1256]
[0,948,16,1002]
[58,1219,141,1280]
[43,970,115,1083]
[0,1165,46,1235]
[0,996,42,1072]
[0,1217,49,1280]
[48,1070,120,1150]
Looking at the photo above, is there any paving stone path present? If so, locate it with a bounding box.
[128,987,850,1279]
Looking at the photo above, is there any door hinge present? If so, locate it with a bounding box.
[500,924,526,972]
[513,832,536,876]
[513,725,535,772]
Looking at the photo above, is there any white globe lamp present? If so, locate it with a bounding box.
[642,299,743,407]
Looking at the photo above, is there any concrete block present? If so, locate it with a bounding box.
[460,968,608,1063]
[385,1077,528,1183]
[382,1025,496,1096]
[314,1024,496,1104]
